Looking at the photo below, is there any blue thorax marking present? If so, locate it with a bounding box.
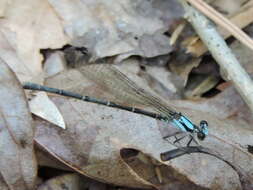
[171,115,195,133]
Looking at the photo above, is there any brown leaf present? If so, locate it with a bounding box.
[0,0,68,83]
[169,58,201,86]
[184,74,220,99]
[37,173,89,190]
[175,85,253,123]
[139,66,183,100]
[34,96,253,189]
[47,0,175,61]
[211,0,248,16]
[32,63,253,189]
[34,104,156,189]
[230,40,253,75]
[0,58,37,190]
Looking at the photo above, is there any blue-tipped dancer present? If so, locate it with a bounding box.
[23,64,208,146]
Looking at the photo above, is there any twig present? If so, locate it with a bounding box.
[187,1,253,56]
[177,0,253,114]
[186,0,253,52]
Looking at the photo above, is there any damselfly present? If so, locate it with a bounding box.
[23,64,208,146]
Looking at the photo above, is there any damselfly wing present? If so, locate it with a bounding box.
[77,64,207,146]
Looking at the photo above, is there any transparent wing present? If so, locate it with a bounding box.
[78,64,177,119]
[79,63,199,147]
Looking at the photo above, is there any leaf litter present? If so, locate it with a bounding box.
[32,60,253,189]
[0,0,253,189]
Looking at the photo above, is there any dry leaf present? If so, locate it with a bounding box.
[174,85,253,123]
[29,91,66,129]
[0,58,37,190]
[0,0,68,82]
[230,40,253,74]
[34,95,253,189]
[48,0,175,61]
[211,0,248,15]
[139,66,182,99]
[36,147,72,171]
[33,64,253,189]
[185,0,253,56]
[44,51,67,78]
[0,28,43,83]
[3,1,253,188]
[184,74,220,99]
[37,174,88,190]
[169,58,201,86]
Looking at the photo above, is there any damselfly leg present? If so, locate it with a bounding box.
[173,135,187,144]
[186,135,199,147]
[163,132,199,148]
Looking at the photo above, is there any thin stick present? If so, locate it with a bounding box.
[187,1,253,56]
[186,0,253,52]
[178,0,253,114]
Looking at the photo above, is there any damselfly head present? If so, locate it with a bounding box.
[197,120,208,140]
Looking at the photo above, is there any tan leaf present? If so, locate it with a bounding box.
[37,174,89,190]
[0,0,68,83]
[34,91,253,189]
[174,85,253,123]
[0,58,37,190]
[48,0,172,60]
[33,63,252,188]
[29,91,66,129]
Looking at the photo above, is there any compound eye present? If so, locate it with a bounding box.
[200,120,208,126]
